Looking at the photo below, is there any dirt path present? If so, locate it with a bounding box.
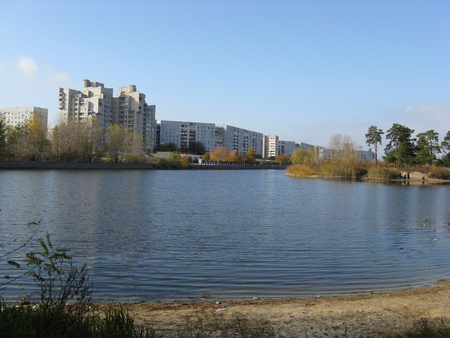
[112,279,450,337]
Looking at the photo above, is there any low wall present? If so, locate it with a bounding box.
[0,161,288,170]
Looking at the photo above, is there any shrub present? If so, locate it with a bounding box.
[286,164,318,176]
[428,167,450,180]
[367,166,401,180]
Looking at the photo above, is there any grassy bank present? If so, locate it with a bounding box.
[287,162,450,182]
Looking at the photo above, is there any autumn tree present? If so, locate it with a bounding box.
[275,154,291,165]
[106,125,132,163]
[415,130,440,166]
[209,146,230,162]
[327,133,358,178]
[245,147,257,163]
[0,117,7,159]
[291,148,316,165]
[365,126,384,165]
[51,120,103,162]
[384,124,416,166]
[6,113,48,160]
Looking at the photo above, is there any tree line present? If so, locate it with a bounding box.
[365,124,450,167]
[0,114,148,163]
[1,115,449,167]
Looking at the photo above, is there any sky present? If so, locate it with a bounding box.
[1,0,449,150]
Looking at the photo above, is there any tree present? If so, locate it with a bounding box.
[5,113,48,160]
[365,126,384,165]
[384,123,416,166]
[209,146,230,162]
[0,117,7,159]
[51,120,103,162]
[327,133,358,178]
[441,131,450,155]
[186,141,206,155]
[291,148,316,165]
[415,130,440,166]
[106,125,132,163]
[275,154,291,165]
[245,147,257,163]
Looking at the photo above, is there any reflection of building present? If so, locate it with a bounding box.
[59,80,156,150]
[157,120,216,151]
[0,106,48,131]
[216,125,263,156]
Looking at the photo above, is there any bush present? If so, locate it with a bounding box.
[385,317,450,338]
[1,231,156,338]
[428,167,450,180]
[286,164,318,176]
[367,166,401,180]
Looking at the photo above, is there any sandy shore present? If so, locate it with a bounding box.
[109,279,450,337]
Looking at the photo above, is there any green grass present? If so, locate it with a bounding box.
[0,301,157,338]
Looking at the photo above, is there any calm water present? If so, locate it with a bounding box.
[1,169,450,302]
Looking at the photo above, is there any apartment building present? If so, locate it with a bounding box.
[114,85,156,150]
[263,135,279,158]
[216,125,263,156]
[0,106,48,131]
[59,80,156,151]
[277,140,296,156]
[157,120,216,151]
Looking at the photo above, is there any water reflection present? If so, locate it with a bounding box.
[0,170,449,301]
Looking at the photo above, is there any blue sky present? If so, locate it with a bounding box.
[1,0,449,150]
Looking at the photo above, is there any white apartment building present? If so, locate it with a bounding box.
[59,80,114,128]
[59,80,156,151]
[0,106,48,131]
[157,120,217,151]
[277,140,296,156]
[114,85,156,150]
[216,125,263,156]
[263,135,279,158]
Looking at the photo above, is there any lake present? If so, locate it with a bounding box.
[1,169,449,302]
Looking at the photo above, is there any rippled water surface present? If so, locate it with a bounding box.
[1,169,450,301]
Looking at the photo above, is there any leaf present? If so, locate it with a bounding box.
[7,261,21,269]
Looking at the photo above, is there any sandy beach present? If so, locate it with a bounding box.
[109,279,450,337]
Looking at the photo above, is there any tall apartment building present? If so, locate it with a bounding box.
[263,135,279,158]
[216,125,263,157]
[114,85,156,150]
[59,80,156,151]
[59,80,114,128]
[0,106,48,131]
[157,120,217,152]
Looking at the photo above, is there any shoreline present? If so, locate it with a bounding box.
[110,278,450,336]
[0,160,287,170]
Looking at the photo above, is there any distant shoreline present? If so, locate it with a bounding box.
[0,160,287,170]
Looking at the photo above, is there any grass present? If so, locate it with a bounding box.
[384,317,450,338]
[0,301,157,338]
[428,167,450,180]
[286,164,319,176]
[177,306,277,337]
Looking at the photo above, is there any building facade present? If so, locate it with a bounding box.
[277,140,296,156]
[216,125,263,156]
[59,80,156,151]
[0,106,48,131]
[263,135,279,158]
[157,120,217,152]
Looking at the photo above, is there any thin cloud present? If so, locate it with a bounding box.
[17,56,38,76]
[403,103,450,135]
[43,65,71,86]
